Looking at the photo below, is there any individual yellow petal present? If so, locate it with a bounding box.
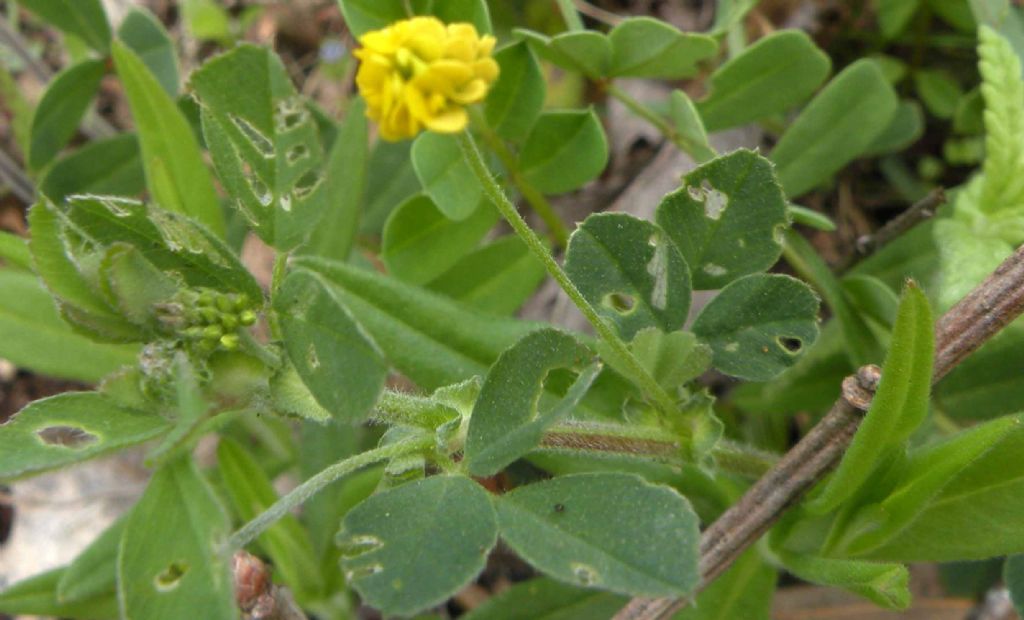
[424,107,469,133]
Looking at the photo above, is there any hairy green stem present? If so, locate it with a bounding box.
[605,83,715,162]
[470,110,570,247]
[226,437,430,551]
[556,0,585,31]
[457,131,678,414]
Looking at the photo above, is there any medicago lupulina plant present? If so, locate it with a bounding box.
[4,1,1024,619]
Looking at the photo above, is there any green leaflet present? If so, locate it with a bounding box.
[606,17,717,79]
[39,134,146,202]
[117,457,237,619]
[519,109,609,195]
[771,550,909,610]
[807,283,934,515]
[337,475,497,616]
[274,269,387,423]
[426,235,546,315]
[515,29,611,78]
[564,213,692,340]
[655,149,789,290]
[691,274,820,382]
[833,413,1022,558]
[118,7,179,97]
[465,329,598,476]
[494,472,700,597]
[28,58,105,171]
[382,194,497,285]
[412,132,486,221]
[697,30,831,132]
[193,44,328,250]
[112,41,225,237]
[770,59,898,198]
[338,0,491,37]
[0,392,169,481]
[294,256,539,390]
[485,42,545,141]
[15,0,110,52]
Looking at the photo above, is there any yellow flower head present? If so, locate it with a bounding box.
[354,17,499,141]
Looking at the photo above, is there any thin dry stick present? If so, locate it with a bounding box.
[616,242,1024,620]
[836,188,946,273]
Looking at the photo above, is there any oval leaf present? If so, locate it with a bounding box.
[337,475,497,616]
[412,132,485,221]
[118,7,179,97]
[656,149,789,290]
[39,133,145,202]
[426,235,546,315]
[495,472,700,597]
[275,269,387,423]
[565,213,692,339]
[770,59,899,198]
[691,273,821,381]
[485,41,546,141]
[16,0,110,52]
[117,457,236,619]
[465,329,597,477]
[29,59,105,171]
[608,17,717,79]
[697,30,831,132]
[112,41,225,236]
[519,109,609,195]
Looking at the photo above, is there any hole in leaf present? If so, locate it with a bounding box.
[702,263,727,277]
[338,534,383,558]
[248,176,273,207]
[603,292,636,315]
[154,560,189,592]
[345,563,383,582]
[292,170,323,200]
[275,99,308,132]
[229,115,273,157]
[280,193,293,212]
[307,344,320,370]
[778,337,803,354]
[36,426,98,449]
[286,144,310,164]
[571,562,600,586]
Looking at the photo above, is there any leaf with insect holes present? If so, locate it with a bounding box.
[337,475,497,617]
[117,457,236,619]
[193,44,327,250]
[465,329,599,477]
[0,392,169,482]
[656,149,789,290]
[565,213,692,340]
[691,274,820,381]
[53,195,262,301]
[494,472,701,597]
[275,269,387,423]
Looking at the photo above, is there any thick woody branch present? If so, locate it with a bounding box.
[615,242,1024,620]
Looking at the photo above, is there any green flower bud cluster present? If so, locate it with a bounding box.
[163,288,259,353]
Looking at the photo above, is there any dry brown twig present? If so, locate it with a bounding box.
[615,239,1024,620]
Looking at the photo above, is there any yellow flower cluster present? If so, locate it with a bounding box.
[354,17,499,141]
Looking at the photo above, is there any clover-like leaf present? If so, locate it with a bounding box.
[565,213,691,340]
[656,149,789,290]
[337,475,497,616]
[692,274,820,381]
[608,17,717,79]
